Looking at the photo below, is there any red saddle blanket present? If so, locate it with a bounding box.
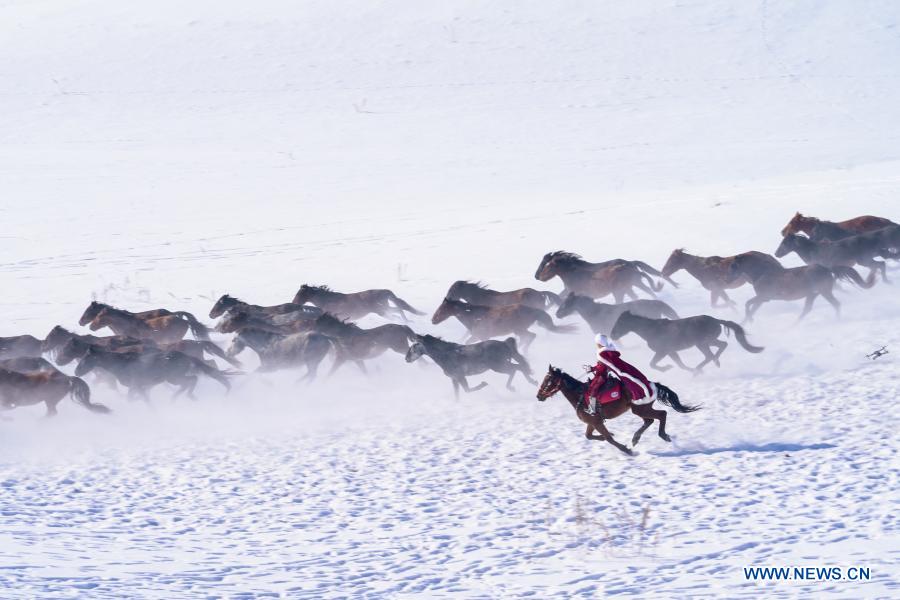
[586,378,625,405]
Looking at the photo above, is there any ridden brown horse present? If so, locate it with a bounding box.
[445,281,562,311]
[209,294,312,319]
[293,285,424,322]
[432,297,577,351]
[405,334,536,397]
[775,232,895,282]
[79,301,210,340]
[555,293,678,334]
[534,252,663,302]
[0,368,110,417]
[661,249,781,307]
[89,306,207,344]
[610,311,763,373]
[780,212,896,242]
[74,346,231,400]
[294,313,416,374]
[0,335,43,359]
[728,253,874,322]
[536,366,699,455]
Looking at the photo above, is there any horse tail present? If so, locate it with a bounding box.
[633,260,678,288]
[534,311,579,334]
[68,376,111,414]
[193,359,232,392]
[503,337,532,374]
[541,291,563,307]
[717,319,764,353]
[198,340,242,368]
[653,382,700,413]
[639,270,664,292]
[387,292,425,316]
[831,266,876,289]
[658,301,680,319]
[172,311,211,341]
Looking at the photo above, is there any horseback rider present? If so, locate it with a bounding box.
[584,333,655,415]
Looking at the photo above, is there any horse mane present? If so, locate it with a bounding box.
[419,334,458,349]
[305,284,332,292]
[548,251,585,264]
[316,312,360,331]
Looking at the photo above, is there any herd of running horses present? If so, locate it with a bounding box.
[0,212,896,452]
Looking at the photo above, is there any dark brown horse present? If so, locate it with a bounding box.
[54,335,239,370]
[226,328,337,381]
[445,281,562,310]
[89,306,208,344]
[780,212,896,242]
[728,253,875,322]
[432,297,577,351]
[555,293,679,334]
[405,334,535,397]
[661,249,781,307]
[0,368,110,417]
[214,309,322,335]
[0,335,43,359]
[294,313,416,374]
[775,232,896,282]
[534,252,664,302]
[74,346,231,400]
[536,366,698,456]
[79,301,210,340]
[610,311,763,373]
[293,285,424,322]
[209,294,312,319]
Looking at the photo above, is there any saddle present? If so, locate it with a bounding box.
[588,375,625,405]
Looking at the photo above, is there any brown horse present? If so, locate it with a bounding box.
[780,212,896,242]
[89,306,207,344]
[293,285,424,322]
[445,281,562,310]
[534,252,663,302]
[775,232,896,282]
[294,313,417,374]
[74,346,231,400]
[555,293,679,334]
[610,311,763,373]
[536,366,698,456]
[0,335,43,359]
[214,309,322,335]
[79,301,210,340]
[226,327,337,381]
[728,253,875,322]
[661,249,781,307]
[54,335,239,370]
[0,368,110,417]
[432,297,577,351]
[209,294,312,319]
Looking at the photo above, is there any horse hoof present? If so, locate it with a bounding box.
[661,434,672,442]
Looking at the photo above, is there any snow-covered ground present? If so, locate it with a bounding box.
[1,1,898,597]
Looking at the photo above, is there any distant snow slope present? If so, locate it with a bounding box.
[0,1,898,598]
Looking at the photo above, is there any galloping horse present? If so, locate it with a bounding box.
[89,306,209,344]
[780,212,896,242]
[445,281,561,311]
[227,328,337,381]
[536,366,699,455]
[534,252,664,302]
[293,285,424,322]
[661,249,781,307]
[80,301,210,340]
[294,313,416,373]
[0,368,110,417]
[555,293,678,334]
[775,232,895,283]
[209,294,311,319]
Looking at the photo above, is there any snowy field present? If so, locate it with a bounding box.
[1,1,899,598]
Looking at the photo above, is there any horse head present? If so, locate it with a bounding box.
[431,297,457,324]
[73,347,99,376]
[554,292,579,319]
[79,301,106,326]
[661,248,686,277]
[536,364,564,401]
[210,294,237,319]
[610,311,635,340]
[405,341,426,363]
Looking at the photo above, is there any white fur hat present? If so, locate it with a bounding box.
[595,333,616,350]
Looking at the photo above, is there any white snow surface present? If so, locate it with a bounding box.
[1,1,899,597]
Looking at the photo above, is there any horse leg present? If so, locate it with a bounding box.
[585,424,605,441]
[520,330,537,353]
[711,339,728,364]
[709,289,719,307]
[501,366,517,392]
[458,377,488,394]
[633,403,670,442]
[593,419,633,456]
[44,400,59,418]
[667,352,696,374]
[720,289,737,308]
[517,365,538,386]
[694,344,718,371]
[171,375,198,400]
[630,415,653,447]
[796,294,818,321]
[649,351,672,372]
[821,288,841,317]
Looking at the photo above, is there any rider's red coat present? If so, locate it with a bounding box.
[587,349,652,403]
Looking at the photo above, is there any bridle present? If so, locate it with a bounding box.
[537,371,563,400]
